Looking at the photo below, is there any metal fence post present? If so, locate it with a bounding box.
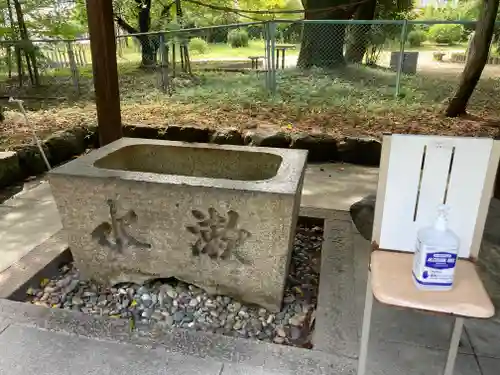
[395,19,408,98]
[269,21,277,94]
[159,33,171,95]
[264,22,271,92]
[66,41,80,95]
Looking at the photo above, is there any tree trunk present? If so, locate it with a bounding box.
[138,0,156,66]
[345,0,377,63]
[6,0,23,85]
[116,0,157,67]
[13,0,40,86]
[297,0,358,69]
[445,0,499,117]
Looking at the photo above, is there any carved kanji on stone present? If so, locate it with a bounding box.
[91,199,151,253]
[186,207,251,264]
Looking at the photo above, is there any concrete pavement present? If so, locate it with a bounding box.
[1,163,500,375]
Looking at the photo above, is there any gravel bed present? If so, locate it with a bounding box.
[26,221,323,348]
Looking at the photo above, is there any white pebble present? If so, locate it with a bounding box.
[44,286,58,294]
[289,315,303,327]
[267,314,275,325]
[158,290,165,307]
[238,310,249,319]
[276,326,286,337]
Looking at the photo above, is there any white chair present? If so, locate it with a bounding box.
[357,134,500,375]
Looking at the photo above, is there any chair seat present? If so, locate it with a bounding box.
[370,250,494,318]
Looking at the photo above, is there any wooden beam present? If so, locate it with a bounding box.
[86,0,122,146]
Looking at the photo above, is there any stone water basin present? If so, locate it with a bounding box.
[48,138,307,311]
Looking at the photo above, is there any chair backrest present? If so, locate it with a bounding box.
[372,134,500,259]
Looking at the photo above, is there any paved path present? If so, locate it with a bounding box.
[0,180,61,274]
[1,163,500,374]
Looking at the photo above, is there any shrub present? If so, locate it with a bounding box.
[428,24,464,45]
[228,29,249,48]
[189,37,209,54]
[407,30,426,47]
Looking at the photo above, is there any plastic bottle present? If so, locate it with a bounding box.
[412,204,460,291]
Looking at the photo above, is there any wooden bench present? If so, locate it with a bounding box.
[275,45,296,69]
[433,52,446,61]
[248,56,264,69]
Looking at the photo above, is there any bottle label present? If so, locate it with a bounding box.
[413,239,458,287]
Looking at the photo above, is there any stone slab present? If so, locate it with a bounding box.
[478,357,500,375]
[221,364,284,375]
[365,340,479,375]
[0,299,354,375]
[312,218,358,358]
[476,198,500,319]
[0,298,481,375]
[0,232,69,300]
[0,324,224,375]
[0,199,62,274]
[464,318,500,358]
[0,198,58,231]
[48,138,307,312]
[0,317,10,334]
[300,163,378,213]
[1,180,54,205]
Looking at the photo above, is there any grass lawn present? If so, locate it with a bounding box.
[192,40,269,59]
[405,42,468,52]
[116,40,300,63]
[0,60,499,150]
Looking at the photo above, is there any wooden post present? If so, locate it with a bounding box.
[159,33,168,93]
[86,0,122,146]
[66,41,80,95]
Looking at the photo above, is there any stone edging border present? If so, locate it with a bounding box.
[0,124,382,189]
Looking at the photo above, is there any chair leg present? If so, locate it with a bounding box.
[357,272,374,375]
[443,317,464,375]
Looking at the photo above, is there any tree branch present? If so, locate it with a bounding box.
[114,15,138,35]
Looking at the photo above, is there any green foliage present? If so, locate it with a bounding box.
[228,29,249,48]
[189,37,209,54]
[414,1,479,36]
[247,24,265,39]
[416,2,479,21]
[428,24,464,45]
[407,30,426,47]
[376,2,413,20]
[277,23,302,44]
[364,21,406,66]
[0,0,87,39]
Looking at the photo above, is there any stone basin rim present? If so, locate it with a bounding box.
[48,138,308,195]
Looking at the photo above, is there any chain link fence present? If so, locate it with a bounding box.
[265,19,500,104]
[1,19,500,102]
[0,38,92,96]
